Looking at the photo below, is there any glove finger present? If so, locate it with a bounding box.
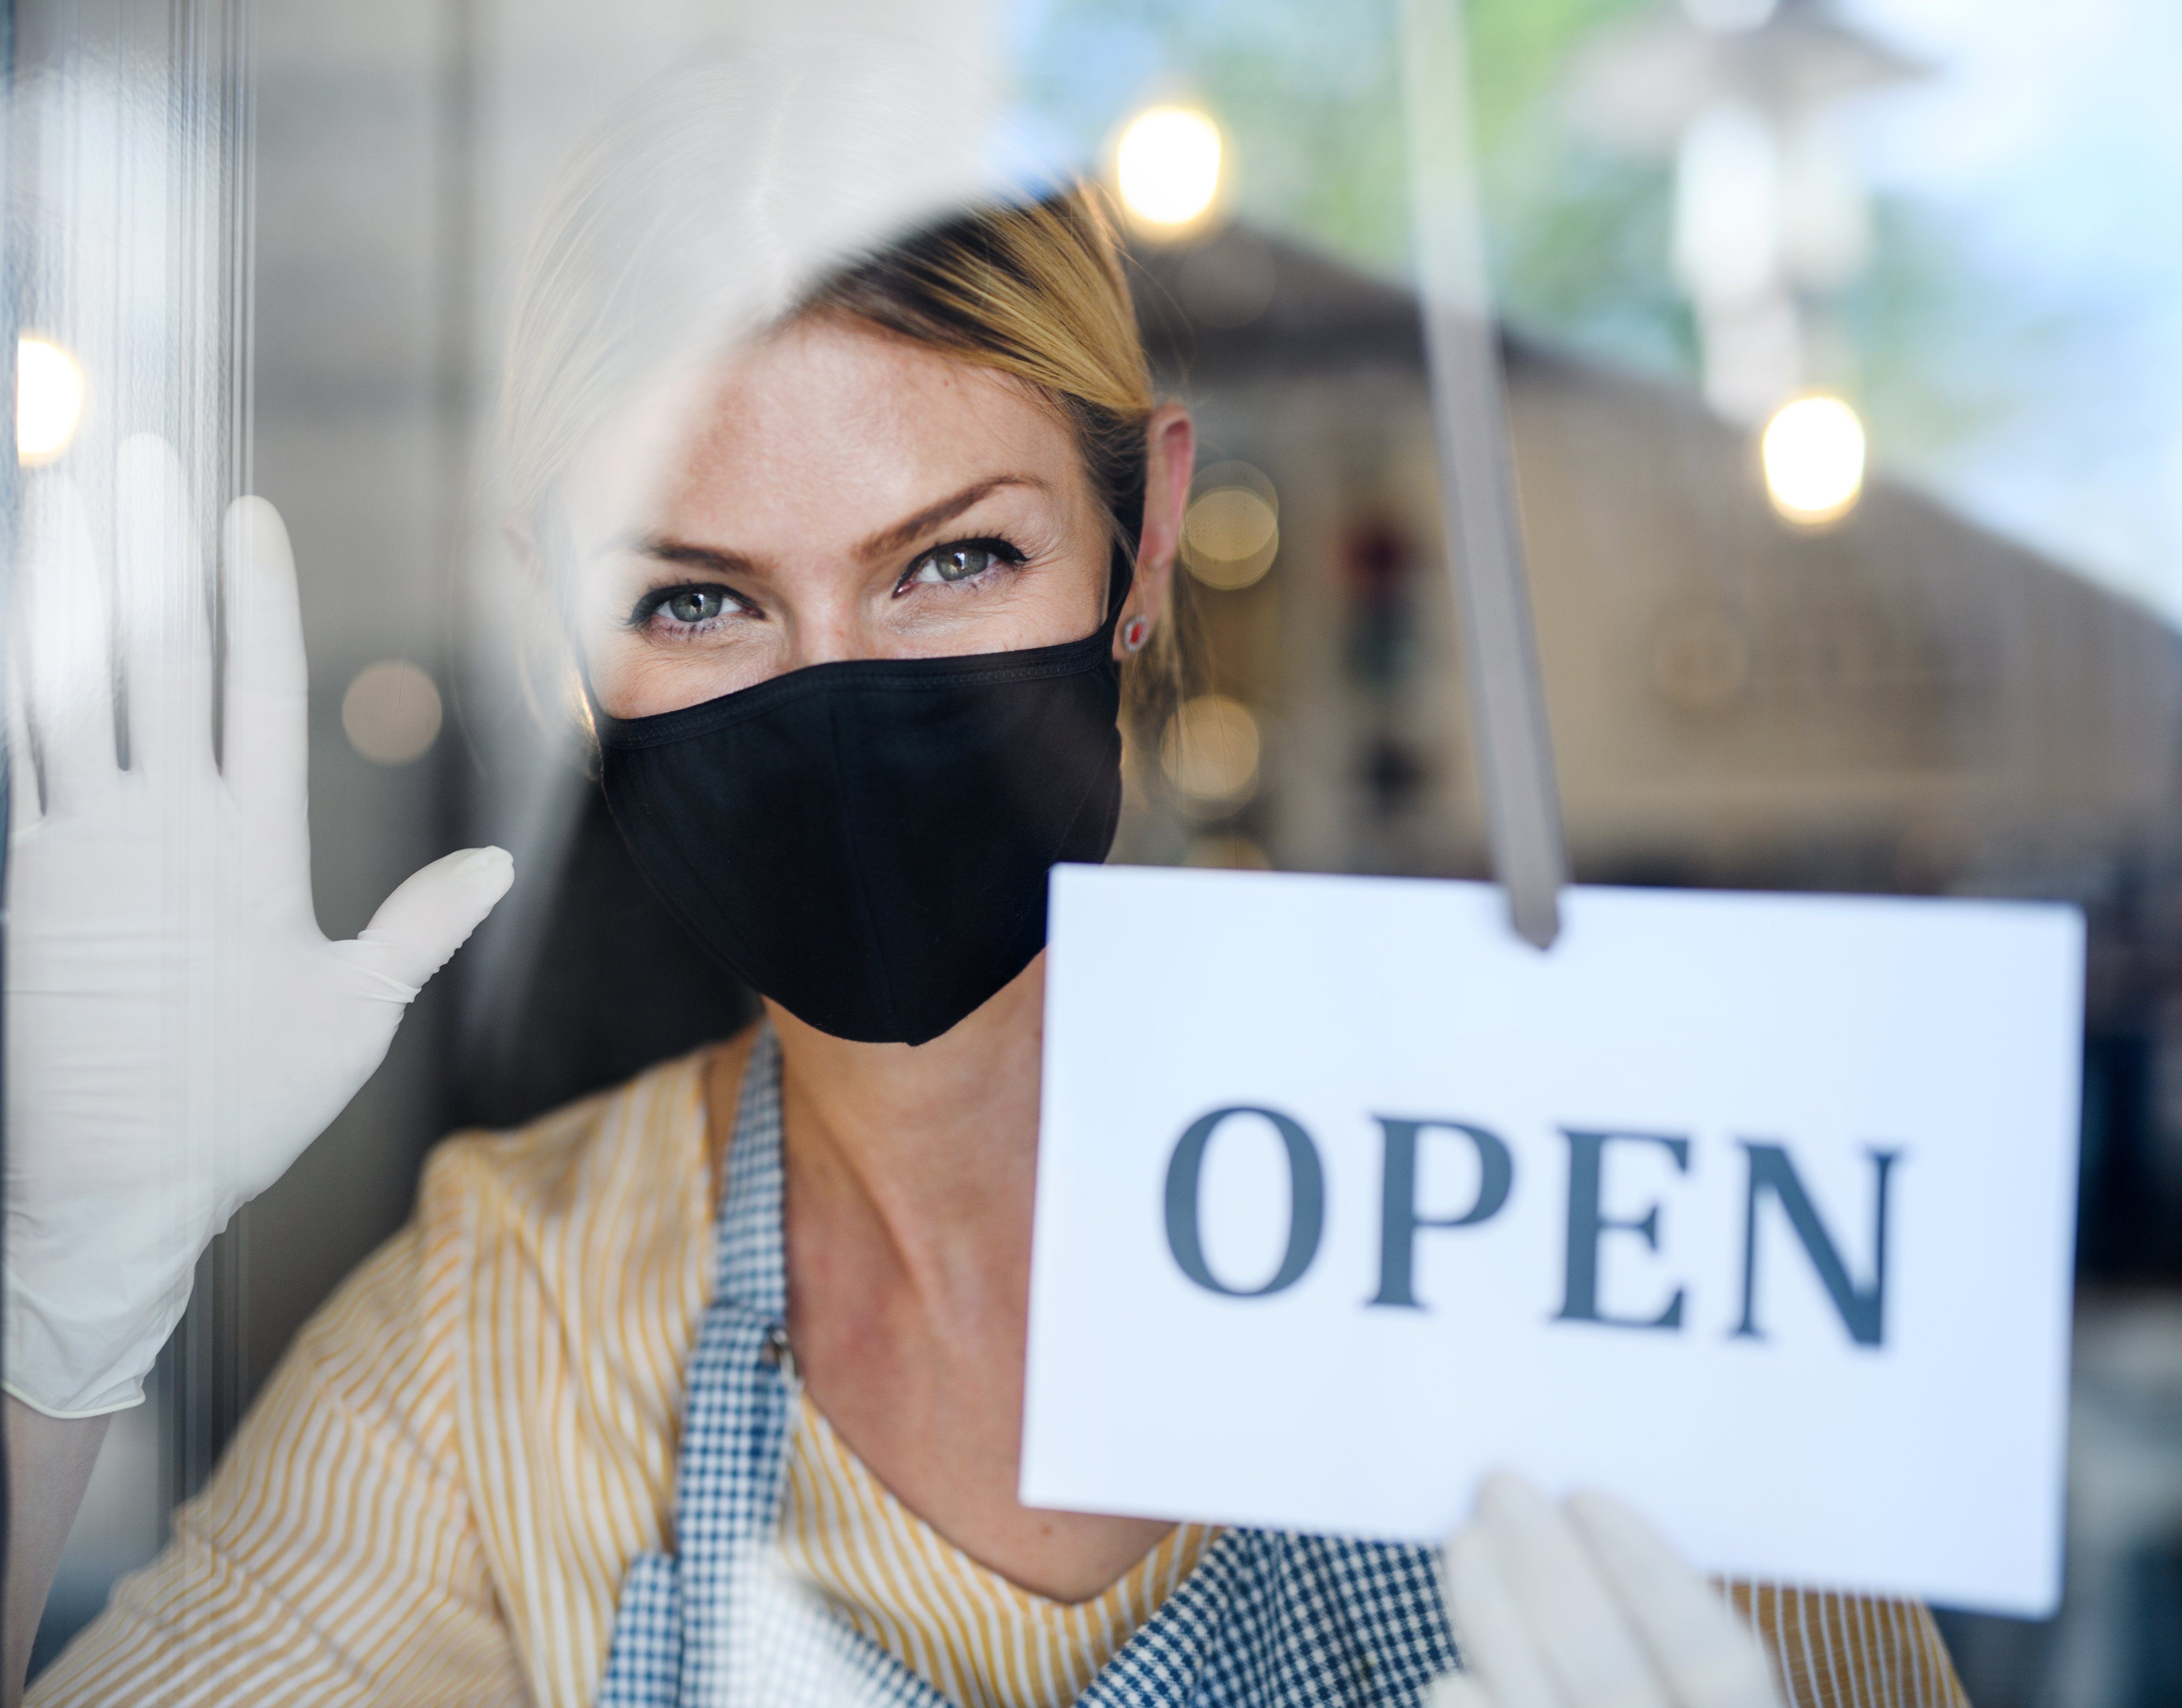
[1567,1492,1781,1708]
[1479,1473,1672,1708]
[1427,1669,1499,1708]
[1442,1525,1567,1708]
[116,434,215,788]
[337,847,514,997]
[219,496,309,817]
[14,470,118,813]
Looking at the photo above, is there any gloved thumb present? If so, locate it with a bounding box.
[1565,1491,1780,1708]
[337,846,515,999]
[1425,1672,1495,1708]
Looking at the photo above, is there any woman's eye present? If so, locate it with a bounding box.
[912,545,998,584]
[662,587,729,625]
[904,538,1028,589]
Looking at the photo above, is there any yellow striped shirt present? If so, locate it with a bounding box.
[32,1034,1968,1707]
[783,1392,1218,1708]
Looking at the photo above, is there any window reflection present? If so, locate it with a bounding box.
[12,0,2182,1701]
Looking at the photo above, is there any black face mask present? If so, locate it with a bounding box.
[596,561,1129,1047]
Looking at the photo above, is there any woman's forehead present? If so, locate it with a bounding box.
[728,318,1058,450]
[610,317,1090,548]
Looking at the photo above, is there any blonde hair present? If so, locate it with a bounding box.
[802,189,1192,727]
[498,52,1192,734]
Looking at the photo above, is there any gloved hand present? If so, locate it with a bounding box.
[1431,1474,1782,1708]
[4,437,513,1418]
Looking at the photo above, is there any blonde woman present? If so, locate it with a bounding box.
[6,51,1970,1708]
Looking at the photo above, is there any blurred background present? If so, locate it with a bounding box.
[13,0,2182,1701]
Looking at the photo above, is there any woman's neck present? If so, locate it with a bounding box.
[767,955,1047,1316]
[761,951,1176,1600]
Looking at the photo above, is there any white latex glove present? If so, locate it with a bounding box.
[1430,1474,1782,1708]
[4,437,513,1418]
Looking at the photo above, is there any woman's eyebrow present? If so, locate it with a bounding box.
[855,474,1046,561]
[630,474,1046,575]
[638,537,758,576]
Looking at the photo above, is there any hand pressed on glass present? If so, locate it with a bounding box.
[3,437,513,1419]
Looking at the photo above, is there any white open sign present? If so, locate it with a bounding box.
[1023,865,2084,1616]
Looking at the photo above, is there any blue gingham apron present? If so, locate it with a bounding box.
[597,1027,1460,1708]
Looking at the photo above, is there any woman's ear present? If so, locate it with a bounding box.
[1119,404,1196,657]
[504,516,541,577]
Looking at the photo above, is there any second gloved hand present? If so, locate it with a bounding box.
[1430,1473,1782,1708]
[4,438,514,1418]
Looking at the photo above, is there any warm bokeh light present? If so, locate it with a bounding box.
[1161,693,1265,807]
[17,336,85,465]
[1114,105,1223,231]
[342,659,444,766]
[1160,693,1260,808]
[1183,469,1279,591]
[1761,394,1866,525]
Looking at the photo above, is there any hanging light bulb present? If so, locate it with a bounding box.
[1762,395,1866,525]
[1113,105,1224,233]
[17,336,85,466]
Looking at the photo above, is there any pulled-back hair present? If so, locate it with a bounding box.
[801,189,1189,728]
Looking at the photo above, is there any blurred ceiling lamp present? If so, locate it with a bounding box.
[1160,693,1260,809]
[342,659,444,766]
[1673,103,1780,307]
[1762,394,1866,526]
[1114,105,1223,234]
[1571,6,1916,427]
[17,336,85,465]
[1183,462,1279,590]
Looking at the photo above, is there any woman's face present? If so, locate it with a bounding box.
[570,313,1182,721]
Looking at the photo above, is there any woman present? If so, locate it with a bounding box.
[6,52,1969,1708]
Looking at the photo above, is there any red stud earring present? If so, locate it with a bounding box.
[1121,614,1151,654]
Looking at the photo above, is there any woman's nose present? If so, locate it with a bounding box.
[778,592,877,670]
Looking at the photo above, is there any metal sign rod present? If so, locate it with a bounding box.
[1398,0,1569,950]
